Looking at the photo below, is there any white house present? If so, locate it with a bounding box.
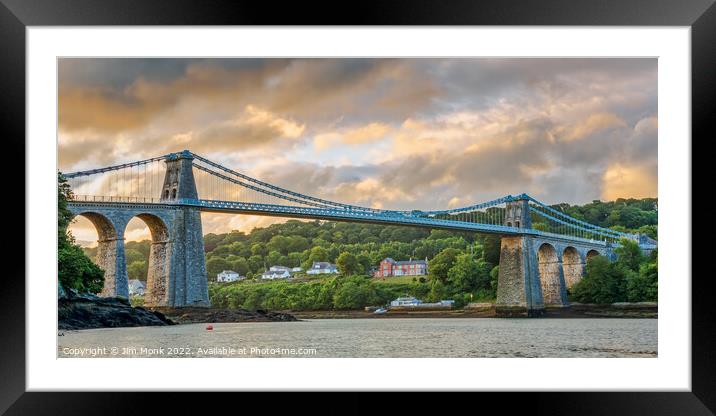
[217,270,243,282]
[261,266,292,279]
[291,267,303,273]
[306,262,339,275]
[128,279,146,296]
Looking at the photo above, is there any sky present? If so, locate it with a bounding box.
[58,58,658,244]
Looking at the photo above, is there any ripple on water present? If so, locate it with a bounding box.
[57,318,657,358]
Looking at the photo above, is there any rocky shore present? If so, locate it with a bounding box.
[58,291,174,330]
[152,307,298,324]
[58,287,298,331]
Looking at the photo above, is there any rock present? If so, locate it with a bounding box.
[58,292,173,330]
[152,307,299,324]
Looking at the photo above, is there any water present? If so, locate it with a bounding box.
[58,318,657,358]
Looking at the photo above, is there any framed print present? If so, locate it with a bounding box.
[2,0,712,413]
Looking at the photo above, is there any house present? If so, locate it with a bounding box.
[373,258,428,278]
[306,262,339,275]
[217,270,243,282]
[128,279,146,296]
[291,267,303,273]
[261,266,292,279]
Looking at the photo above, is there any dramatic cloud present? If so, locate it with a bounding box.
[60,58,657,240]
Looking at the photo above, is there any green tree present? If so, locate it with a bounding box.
[336,252,360,276]
[127,260,148,281]
[206,257,232,280]
[230,257,250,276]
[356,253,373,274]
[333,278,374,309]
[615,238,644,273]
[57,172,104,293]
[428,248,461,282]
[482,235,502,266]
[626,258,658,302]
[570,256,626,304]
[250,242,268,257]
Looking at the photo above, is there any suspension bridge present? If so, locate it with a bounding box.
[63,150,657,316]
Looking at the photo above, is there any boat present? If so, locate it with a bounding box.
[373,308,388,314]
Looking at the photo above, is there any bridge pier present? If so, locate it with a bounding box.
[495,236,545,317]
[95,235,129,299]
[496,234,614,316]
[166,207,210,307]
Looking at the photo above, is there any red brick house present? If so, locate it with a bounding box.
[373,257,428,278]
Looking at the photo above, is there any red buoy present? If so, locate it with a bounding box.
[206,325,213,331]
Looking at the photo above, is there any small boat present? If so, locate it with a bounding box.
[206,324,213,331]
[373,308,388,314]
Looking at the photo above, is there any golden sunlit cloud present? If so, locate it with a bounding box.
[602,163,657,200]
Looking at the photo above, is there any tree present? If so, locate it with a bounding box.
[336,252,360,276]
[250,242,268,257]
[206,257,232,280]
[57,172,104,293]
[127,260,148,281]
[428,248,461,283]
[427,278,447,302]
[626,258,658,302]
[482,235,502,266]
[248,255,265,273]
[333,279,373,309]
[230,257,250,276]
[615,238,644,273]
[570,256,626,304]
[306,246,329,265]
[356,253,373,274]
[446,254,480,292]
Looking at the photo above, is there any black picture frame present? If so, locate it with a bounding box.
[1,0,710,414]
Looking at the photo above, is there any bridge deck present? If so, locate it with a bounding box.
[68,199,613,247]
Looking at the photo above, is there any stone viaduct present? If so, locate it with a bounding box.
[495,198,613,316]
[67,152,210,307]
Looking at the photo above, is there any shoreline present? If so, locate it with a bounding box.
[286,303,658,319]
[58,295,657,332]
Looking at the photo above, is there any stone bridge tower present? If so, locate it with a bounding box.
[504,194,532,229]
[495,195,547,316]
[161,150,199,201]
[150,150,209,307]
[68,150,210,307]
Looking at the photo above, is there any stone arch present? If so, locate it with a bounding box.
[127,213,172,307]
[562,246,583,289]
[537,243,562,305]
[73,212,120,297]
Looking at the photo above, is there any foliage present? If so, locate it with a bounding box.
[336,252,361,276]
[58,172,105,293]
[428,248,461,283]
[570,241,657,304]
[127,260,148,281]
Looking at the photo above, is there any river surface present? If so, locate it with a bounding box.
[58,318,657,358]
